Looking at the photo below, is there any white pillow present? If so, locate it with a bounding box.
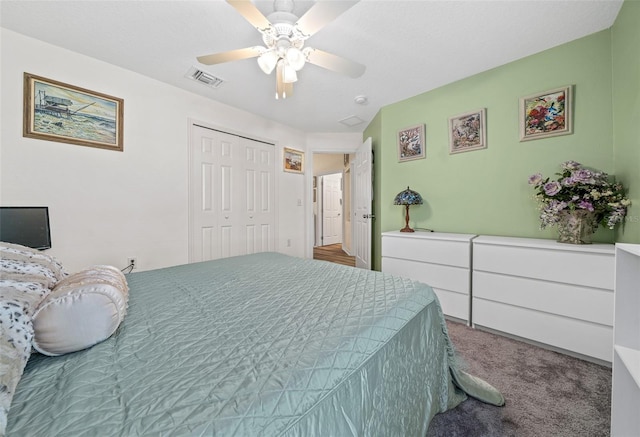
[0,242,67,286]
[32,265,129,356]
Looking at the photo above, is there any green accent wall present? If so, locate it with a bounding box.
[612,0,640,243]
[365,5,640,270]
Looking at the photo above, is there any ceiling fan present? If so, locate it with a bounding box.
[197,0,366,99]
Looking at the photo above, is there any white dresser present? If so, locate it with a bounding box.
[611,243,640,436]
[381,231,476,324]
[472,235,615,362]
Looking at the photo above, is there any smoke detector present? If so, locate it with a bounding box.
[354,95,368,105]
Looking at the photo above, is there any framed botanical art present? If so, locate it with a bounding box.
[519,85,572,142]
[449,108,487,154]
[283,147,304,173]
[397,124,426,162]
[23,73,124,151]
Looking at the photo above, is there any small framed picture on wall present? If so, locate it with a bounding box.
[283,147,304,174]
[397,124,426,162]
[519,85,573,141]
[449,108,487,154]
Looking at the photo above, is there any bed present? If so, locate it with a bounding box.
[2,249,503,436]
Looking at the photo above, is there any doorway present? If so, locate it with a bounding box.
[318,172,343,246]
[312,153,355,266]
[307,139,371,269]
[312,153,352,254]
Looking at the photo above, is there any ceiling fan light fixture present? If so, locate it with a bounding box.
[276,59,285,99]
[258,50,278,74]
[203,0,365,100]
[285,47,306,71]
[301,46,315,64]
[283,63,297,83]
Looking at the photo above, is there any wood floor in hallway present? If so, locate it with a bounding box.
[313,243,356,267]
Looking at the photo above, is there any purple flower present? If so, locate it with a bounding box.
[528,173,543,186]
[530,161,630,230]
[572,169,594,183]
[561,160,581,171]
[543,181,562,196]
[578,200,594,211]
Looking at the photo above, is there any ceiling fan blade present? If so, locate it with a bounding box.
[296,1,359,37]
[305,48,365,78]
[197,47,262,65]
[226,0,271,31]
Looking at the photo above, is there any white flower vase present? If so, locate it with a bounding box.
[556,210,598,244]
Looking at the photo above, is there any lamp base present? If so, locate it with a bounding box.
[400,204,415,232]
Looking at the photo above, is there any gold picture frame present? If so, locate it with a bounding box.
[23,72,124,151]
[283,147,304,173]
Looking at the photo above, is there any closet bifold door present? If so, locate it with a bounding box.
[189,123,275,262]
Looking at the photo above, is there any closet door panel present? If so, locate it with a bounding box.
[189,124,276,262]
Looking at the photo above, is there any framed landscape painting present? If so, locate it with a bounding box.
[283,147,304,174]
[449,108,487,154]
[23,73,124,151]
[397,124,426,162]
[519,85,572,142]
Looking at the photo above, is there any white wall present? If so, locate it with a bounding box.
[1,29,353,272]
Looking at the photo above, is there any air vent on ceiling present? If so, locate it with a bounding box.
[185,66,224,88]
[339,115,365,127]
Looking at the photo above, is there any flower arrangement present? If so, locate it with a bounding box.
[528,161,631,230]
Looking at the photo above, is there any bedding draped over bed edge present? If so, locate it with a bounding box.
[6,252,503,436]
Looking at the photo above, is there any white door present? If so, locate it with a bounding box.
[321,173,342,246]
[354,137,372,270]
[189,124,275,262]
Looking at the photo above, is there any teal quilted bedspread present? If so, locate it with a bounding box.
[6,253,502,436]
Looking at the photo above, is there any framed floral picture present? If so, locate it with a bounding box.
[449,108,487,154]
[397,124,426,162]
[283,147,304,173]
[23,72,124,151]
[519,85,572,142]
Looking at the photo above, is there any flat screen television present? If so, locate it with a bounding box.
[0,207,52,250]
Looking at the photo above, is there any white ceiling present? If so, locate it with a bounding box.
[1,0,623,134]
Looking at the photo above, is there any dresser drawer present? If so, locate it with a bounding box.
[473,271,613,326]
[473,299,613,362]
[433,288,469,321]
[382,233,471,268]
[383,257,470,295]
[473,240,614,290]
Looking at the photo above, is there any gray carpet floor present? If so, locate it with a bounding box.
[427,320,612,437]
